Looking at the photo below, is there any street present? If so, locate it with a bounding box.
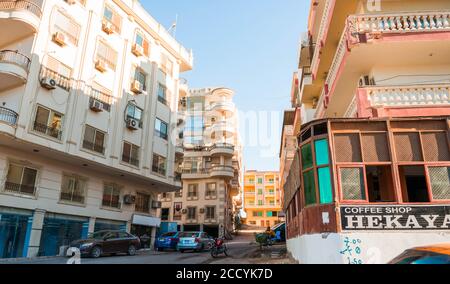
[0,230,295,265]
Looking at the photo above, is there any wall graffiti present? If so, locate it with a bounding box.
[340,237,363,264]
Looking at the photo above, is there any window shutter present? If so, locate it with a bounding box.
[143,39,150,56]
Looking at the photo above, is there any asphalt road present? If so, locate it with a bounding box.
[0,231,261,265]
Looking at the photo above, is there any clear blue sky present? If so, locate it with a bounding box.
[143,0,308,171]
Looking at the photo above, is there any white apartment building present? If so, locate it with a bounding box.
[160,87,243,239]
[0,0,192,258]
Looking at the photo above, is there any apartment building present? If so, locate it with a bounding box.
[0,0,192,258]
[159,87,243,239]
[243,171,282,228]
[283,0,450,264]
[279,110,297,208]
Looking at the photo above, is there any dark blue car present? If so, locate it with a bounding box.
[155,232,180,251]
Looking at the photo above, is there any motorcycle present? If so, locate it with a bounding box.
[210,238,228,258]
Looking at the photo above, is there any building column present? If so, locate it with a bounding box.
[200,224,204,231]
[26,209,46,258]
[150,227,157,249]
[126,221,132,233]
[88,217,96,235]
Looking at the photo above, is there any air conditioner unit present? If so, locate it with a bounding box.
[132,44,144,57]
[123,195,136,204]
[126,118,139,130]
[152,201,162,209]
[181,209,187,214]
[40,77,57,90]
[52,32,66,46]
[102,20,114,35]
[199,208,205,214]
[131,80,143,94]
[89,99,103,112]
[95,60,107,73]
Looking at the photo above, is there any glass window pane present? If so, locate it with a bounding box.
[318,167,333,204]
[35,107,50,125]
[6,164,23,184]
[301,143,313,169]
[84,125,95,143]
[22,168,37,187]
[315,139,329,166]
[303,170,316,206]
[341,168,366,201]
[429,167,450,200]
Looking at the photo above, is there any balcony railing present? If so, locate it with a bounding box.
[155,130,168,140]
[344,94,358,118]
[82,140,105,154]
[33,122,62,140]
[0,0,42,18]
[0,107,18,126]
[152,165,166,176]
[40,66,71,91]
[60,192,85,204]
[210,143,235,151]
[102,198,121,209]
[4,181,36,195]
[122,155,139,167]
[348,12,450,38]
[0,50,31,73]
[310,0,334,76]
[366,85,450,107]
[87,86,113,111]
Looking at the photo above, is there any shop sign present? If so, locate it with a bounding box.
[340,205,450,231]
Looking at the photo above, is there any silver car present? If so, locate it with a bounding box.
[177,231,214,253]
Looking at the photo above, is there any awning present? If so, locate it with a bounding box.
[132,215,161,228]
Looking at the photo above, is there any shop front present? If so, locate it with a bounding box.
[131,214,161,249]
[0,207,33,259]
[94,219,127,232]
[38,213,89,257]
[285,117,450,264]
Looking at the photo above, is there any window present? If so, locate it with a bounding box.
[41,57,72,91]
[157,84,168,105]
[161,208,170,221]
[173,202,182,220]
[134,31,150,56]
[340,168,366,201]
[428,167,450,200]
[135,192,150,213]
[152,154,166,176]
[258,189,263,195]
[60,174,86,204]
[175,190,183,198]
[125,103,143,128]
[83,125,105,154]
[122,142,140,167]
[155,118,168,140]
[258,200,264,206]
[4,164,37,196]
[102,183,121,209]
[95,39,118,70]
[34,106,63,140]
[257,178,263,184]
[103,5,122,34]
[206,183,217,198]
[253,211,263,217]
[187,207,196,220]
[366,166,395,203]
[399,166,430,203]
[302,143,316,206]
[206,206,215,220]
[315,139,333,204]
[132,67,147,91]
[53,10,81,45]
[187,184,198,199]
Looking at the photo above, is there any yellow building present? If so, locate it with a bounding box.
[243,171,282,228]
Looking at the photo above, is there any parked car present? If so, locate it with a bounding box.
[389,244,450,264]
[68,230,141,258]
[155,232,180,251]
[177,231,214,253]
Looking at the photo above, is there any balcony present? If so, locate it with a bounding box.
[209,120,235,138]
[210,143,234,157]
[39,66,72,92]
[181,168,210,180]
[210,165,234,179]
[315,11,450,118]
[0,50,30,91]
[357,85,450,118]
[207,101,235,117]
[0,1,42,46]
[33,122,62,140]
[0,106,18,135]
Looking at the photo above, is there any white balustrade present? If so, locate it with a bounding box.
[368,85,450,107]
